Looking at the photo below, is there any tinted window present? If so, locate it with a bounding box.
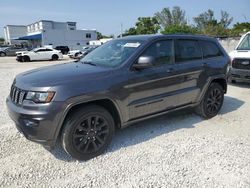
[142,40,174,66]
[45,49,53,51]
[175,40,202,62]
[200,41,223,58]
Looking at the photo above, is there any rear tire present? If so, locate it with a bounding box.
[52,54,59,61]
[61,105,115,160]
[75,53,79,58]
[0,52,6,57]
[195,83,224,119]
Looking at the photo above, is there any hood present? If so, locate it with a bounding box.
[15,62,112,88]
[16,51,29,55]
[229,50,250,60]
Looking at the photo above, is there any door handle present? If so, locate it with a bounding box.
[166,68,175,73]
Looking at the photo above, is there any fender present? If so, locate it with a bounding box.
[197,74,227,103]
[51,96,123,145]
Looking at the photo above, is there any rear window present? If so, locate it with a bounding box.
[175,40,202,63]
[200,41,223,58]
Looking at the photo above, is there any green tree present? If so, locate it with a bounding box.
[123,17,160,36]
[97,31,113,40]
[162,25,199,35]
[155,6,187,28]
[193,9,233,36]
[230,22,250,36]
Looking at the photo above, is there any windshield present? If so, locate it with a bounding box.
[32,48,40,52]
[237,34,250,50]
[80,39,143,67]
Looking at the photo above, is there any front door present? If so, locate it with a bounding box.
[125,40,183,120]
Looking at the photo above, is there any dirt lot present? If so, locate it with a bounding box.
[0,57,250,188]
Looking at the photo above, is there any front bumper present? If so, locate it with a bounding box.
[229,67,250,82]
[6,96,65,148]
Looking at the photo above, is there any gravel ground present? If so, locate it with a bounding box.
[0,57,250,188]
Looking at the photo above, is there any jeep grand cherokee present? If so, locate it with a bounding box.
[6,35,230,160]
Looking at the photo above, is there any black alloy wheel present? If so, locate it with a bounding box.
[195,83,224,119]
[205,87,223,115]
[61,105,115,160]
[73,115,109,153]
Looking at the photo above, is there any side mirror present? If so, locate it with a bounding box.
[133,56,154,70]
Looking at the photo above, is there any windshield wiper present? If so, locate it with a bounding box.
[82,61,97,66]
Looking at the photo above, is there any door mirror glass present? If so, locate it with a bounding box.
[133,56,154,70]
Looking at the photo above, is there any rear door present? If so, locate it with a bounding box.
[174,39,205,105]
[125,39,183,120]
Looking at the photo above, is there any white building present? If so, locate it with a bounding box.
[4,20,97,49]
[4,25,27,45]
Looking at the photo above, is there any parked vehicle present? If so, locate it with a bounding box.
[68,46,97,59]
[7,35,229,160]
[0,46,27,57]
[55,46,70,55]
[16,47,63,62]
[229,31,250,83]
[67,49,81,59]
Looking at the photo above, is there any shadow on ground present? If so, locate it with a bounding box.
[50,95,244,162]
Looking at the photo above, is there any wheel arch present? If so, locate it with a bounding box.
[198,75,227,103]
[211,78,227,93]
[55,98,122,142]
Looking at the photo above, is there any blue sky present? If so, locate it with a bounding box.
[0,0,249,37]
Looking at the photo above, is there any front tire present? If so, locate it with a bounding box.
[195,83,224,119]
[61,105,115,160]
[22,56,30,62]
[52,54,59,61]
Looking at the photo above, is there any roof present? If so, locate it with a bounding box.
[14,33,42,40]
[122,34,215,41]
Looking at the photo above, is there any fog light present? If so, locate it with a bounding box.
[23,119,38,127]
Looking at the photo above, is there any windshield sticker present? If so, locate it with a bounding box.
[124,43,141,48]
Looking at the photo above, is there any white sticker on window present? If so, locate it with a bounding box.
[124,42,141,48]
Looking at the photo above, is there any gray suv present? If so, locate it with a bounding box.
[6,35,230,160]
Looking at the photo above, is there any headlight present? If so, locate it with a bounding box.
[25,91,55,103]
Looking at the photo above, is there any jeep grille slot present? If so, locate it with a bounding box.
[10,86,26,105]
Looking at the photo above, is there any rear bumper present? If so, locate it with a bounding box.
[229,67,250,82]
[6,96,65,148]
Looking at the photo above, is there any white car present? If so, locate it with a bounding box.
[229,31,250,83]
[68,50,82,59]
[16,47,63,62]
[68,46,98,59]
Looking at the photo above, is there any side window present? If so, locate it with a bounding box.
[86,33,91,38]
[175,40,202,63]
[142,40,174,66]
[237,34,250,50]
[45,49,53,51]
[200,41,223,58]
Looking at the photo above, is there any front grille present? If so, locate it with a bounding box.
[232,59,250,70]
[10,86,27,105]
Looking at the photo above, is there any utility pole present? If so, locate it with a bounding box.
[120,23,123,38]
